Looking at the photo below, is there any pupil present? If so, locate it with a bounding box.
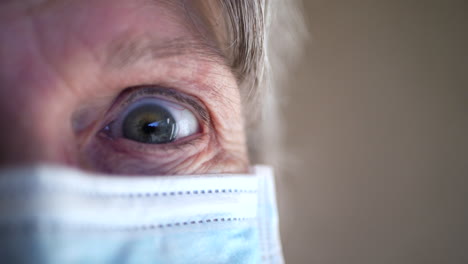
[142,121,159,134]
[122,104,176,144]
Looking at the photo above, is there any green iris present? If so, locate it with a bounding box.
[122,103,176,144]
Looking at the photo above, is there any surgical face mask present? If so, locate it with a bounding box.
[0,165,283,264]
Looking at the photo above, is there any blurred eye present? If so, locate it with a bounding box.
[105,97,199,144]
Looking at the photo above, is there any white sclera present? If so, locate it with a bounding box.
[111,97,200,142]
[170,107,199,138]
[130,98,199,140]
[116,97,200,141]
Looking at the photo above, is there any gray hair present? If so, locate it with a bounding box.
[218,0,306,166]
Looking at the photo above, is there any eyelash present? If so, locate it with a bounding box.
[99,86,210,146]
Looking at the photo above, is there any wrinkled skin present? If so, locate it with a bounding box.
[0,0,249,175]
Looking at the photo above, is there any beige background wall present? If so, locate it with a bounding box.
[279,1,467,264]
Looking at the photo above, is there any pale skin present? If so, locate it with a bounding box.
[0,0,249,175]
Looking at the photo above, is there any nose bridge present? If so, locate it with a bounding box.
[0,15,82,169]
[0,59,75,167]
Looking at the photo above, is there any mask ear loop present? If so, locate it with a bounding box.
[254,165,284,263]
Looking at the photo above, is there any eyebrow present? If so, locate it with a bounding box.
[105,35,228,70]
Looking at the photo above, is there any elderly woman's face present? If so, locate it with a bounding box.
[0,0,249,175]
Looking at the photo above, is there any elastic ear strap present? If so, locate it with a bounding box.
[255,166,284,264]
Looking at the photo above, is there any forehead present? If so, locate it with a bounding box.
[0,0,232,94]
[1,0,222,65]
[0,0,240,119]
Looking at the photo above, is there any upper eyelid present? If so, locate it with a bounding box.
[112,86,210,124]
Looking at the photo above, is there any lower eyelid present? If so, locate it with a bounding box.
[95,131,208,158]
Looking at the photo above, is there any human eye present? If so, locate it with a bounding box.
[102,88,200,144]
[81,86,213,175]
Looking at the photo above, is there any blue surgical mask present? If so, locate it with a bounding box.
[0,165,284,264]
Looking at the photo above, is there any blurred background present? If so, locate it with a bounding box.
[278,1,467,264]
